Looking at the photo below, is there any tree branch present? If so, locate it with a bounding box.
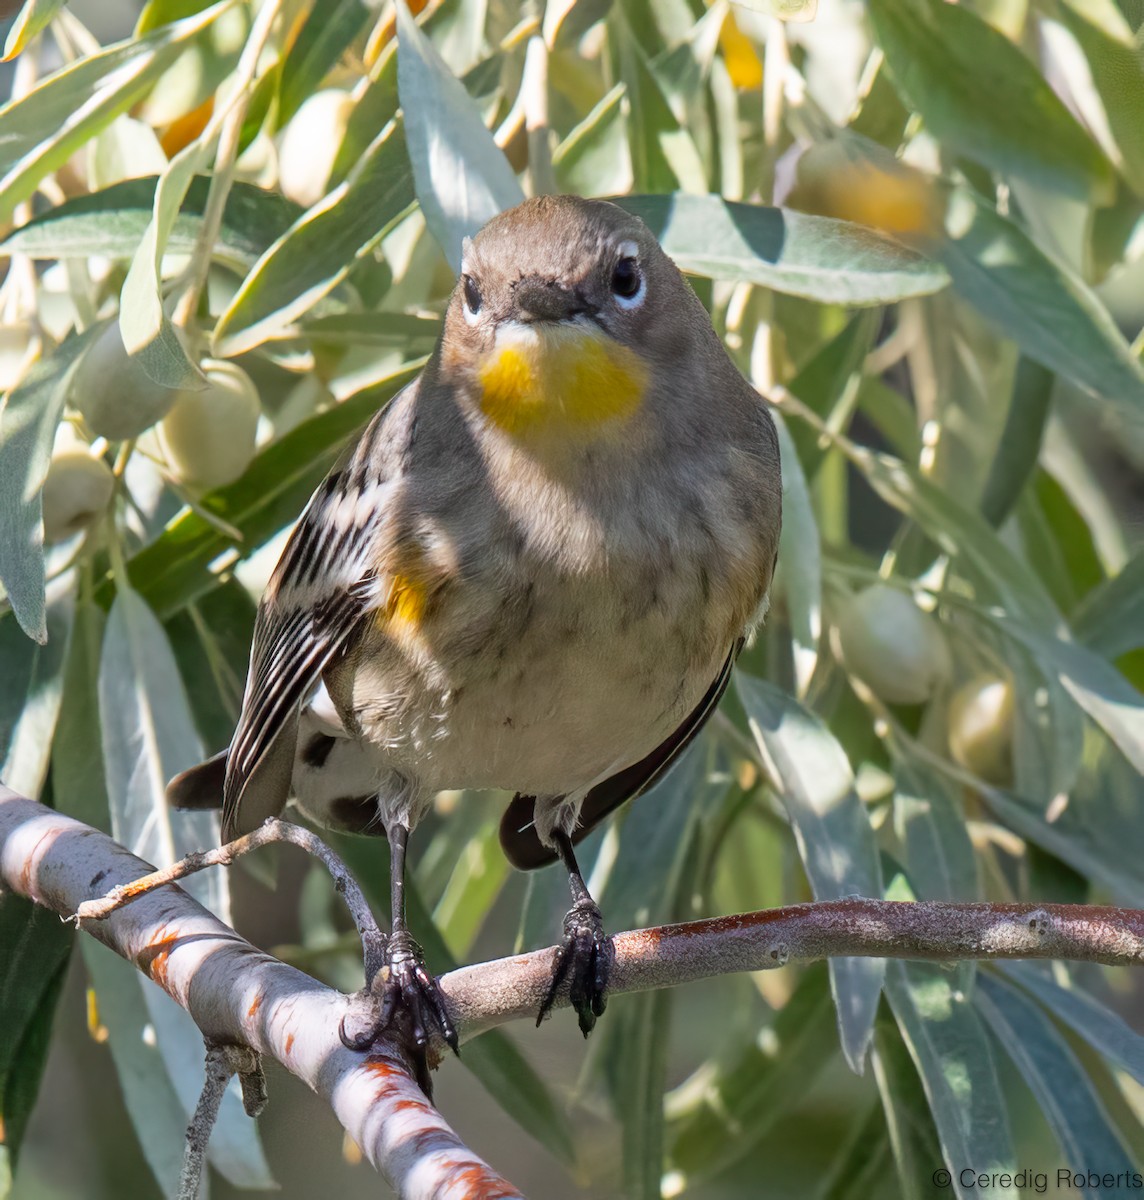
[4,785,1144,1197]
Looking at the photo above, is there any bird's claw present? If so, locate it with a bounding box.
[537,898,612,1037]
[339,932,458,1095]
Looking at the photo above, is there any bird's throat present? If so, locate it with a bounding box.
[478,324,648,438]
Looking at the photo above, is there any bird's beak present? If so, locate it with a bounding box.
[509,275,587,325]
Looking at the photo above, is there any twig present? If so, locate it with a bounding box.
[5,786,1144,1197]
[178,1041,263,1200]
[75,817,388,987]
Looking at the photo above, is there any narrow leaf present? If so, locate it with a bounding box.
[0,894,72,1171]
[618,194,949,305]
[98,584,273,1187]
[773,413,821,697]
[3,0,66,61]
[737,674,885,1073]
[869,0,1112,199]
[1001,963,1144,1087]
[884,895,1016,1198]
[2,176,302,269]
[396,0,524,270]
[214,120,415,355]
[976,972,1135,1194]
[0,329,97,642]
[0,0,232,224]
[936,188,1144,418]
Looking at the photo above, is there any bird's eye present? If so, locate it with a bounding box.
[462,274,482,316]
[611,257,643,306]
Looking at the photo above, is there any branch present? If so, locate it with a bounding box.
[0,787,523,1200]
[4,786,1144,1196]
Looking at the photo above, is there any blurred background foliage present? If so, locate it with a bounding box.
[0,0,1143,1196]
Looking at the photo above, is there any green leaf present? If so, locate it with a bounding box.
[737,674,885,1073]
[0,328,98,642]
[817,1102,895,1200]
[98,583,273,1187]
[608,988,674,1200]
[1056,0,1144,196]
[668,963,837,1179]
[0,893,72,1171]
[976,972,1135,1194]
[553,82,630,196]
[872,1009,945,1200]
[79,939,204,1198]
[614,15,705,193]
[840,444,1062,628]
[599,738,721,931]
[993,615,1144,778]
[784,309,879,480]
[0,589,72,800]
[3,0,66,61]
[978,780,1144,909]
[302,311,442,351]
[50,599,111,832]
[2,177,303,270]
[1072,550,1144,660]
[883,899,1016,1198]
[978,356,1054,528]
[773,413,821,697]
[165,579,256,754]
[618,194,949,305]
[277,0,370,127]
[868,0,1113,200]
[935,188,1144,419]
[120,139,214,389]
[431,811,509,958]
[0,0,233,225]
[214,120,415,355]
[892,756,979,902]
[102,361,420,619]
[395,0,523,271]
[1000,963,1144,1086]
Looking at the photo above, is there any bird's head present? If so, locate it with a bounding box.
[439,195,702,444]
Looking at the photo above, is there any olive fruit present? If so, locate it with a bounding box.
[41,446,115,544]
[835,584,952,705]
[71,321,179,440]
[947,675,1015,786]
[159,359,260,490]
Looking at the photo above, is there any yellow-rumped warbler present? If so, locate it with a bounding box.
[169,195,782,1055]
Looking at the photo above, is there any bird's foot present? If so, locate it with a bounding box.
[538,897,613,1037]
[339,931,458,1094]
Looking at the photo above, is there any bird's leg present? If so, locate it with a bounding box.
[339,820,458,1090]
[538,830,613,1036]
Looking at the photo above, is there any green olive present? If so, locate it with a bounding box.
[41,447,115,544]
[948,675,1015,786]
[71,321,179,440]
[159,359,261,489]
[835,584,952,705]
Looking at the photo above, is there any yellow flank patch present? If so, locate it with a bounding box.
[479,325,648,437]
[381,572,428,634]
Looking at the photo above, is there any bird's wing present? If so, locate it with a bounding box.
[499,637,744,870]
[218,393,409,840]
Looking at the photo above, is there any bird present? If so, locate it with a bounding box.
[168,194,782,1069]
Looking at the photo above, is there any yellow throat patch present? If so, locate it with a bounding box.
[478,324,648,437]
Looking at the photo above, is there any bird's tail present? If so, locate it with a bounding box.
[166,749,228,811]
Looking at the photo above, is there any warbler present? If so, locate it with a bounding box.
[168,194,782,1058]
